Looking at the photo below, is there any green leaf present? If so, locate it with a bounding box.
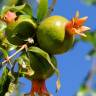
[0,20,7,32]
[16,53,34,77]
[0,3,33,18]
[28,46,59,75]
[0,4,24,18]
[0,0,19,13]
[22,3,33,16]
[0,47,8,68]
[37,0,48,21]
[1,0,19,6]
[0,47,8,58]
[81,32,94,42]
[81,31,96,47]
[23,0,33,11]
[5,82,18,96]
[11,4,26,12]
[0,67,11,96]
[0,20,7,42]
[83,0,96,5]
[9,3,33,16]
[17,53,30,67]
[87,49,96,57]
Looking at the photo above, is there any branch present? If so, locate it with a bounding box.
[1,44,27,65]
[46,0,57,17]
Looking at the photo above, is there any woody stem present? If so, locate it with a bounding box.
[46,0,57,17]
[2,44,27,65]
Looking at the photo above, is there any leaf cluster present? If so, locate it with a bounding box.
[0,0,59,95]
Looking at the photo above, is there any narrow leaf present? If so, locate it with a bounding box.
[0,47,8,58]
[37,0,48,21]
[22,3,33,16]
[0,67,11,96]
[0,20,7,32]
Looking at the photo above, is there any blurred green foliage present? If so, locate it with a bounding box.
[83,0,96,5]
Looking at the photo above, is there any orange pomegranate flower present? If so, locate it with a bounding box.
[66,11,90,37]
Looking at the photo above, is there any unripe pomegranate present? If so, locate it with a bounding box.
[6,15,37,45]
[28,52,57,80]
[37,14,90,54]
[27,52,57,96]
[4,11,17,24]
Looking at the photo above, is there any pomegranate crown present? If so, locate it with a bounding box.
[66,11,90,37]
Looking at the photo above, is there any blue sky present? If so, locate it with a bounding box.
[1,0,96,96]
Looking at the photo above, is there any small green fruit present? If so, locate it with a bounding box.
[28,52,57,80]
[36,16,74,54]
[6,15,37,45]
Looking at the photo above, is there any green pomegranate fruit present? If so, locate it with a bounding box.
[37,15,90,55]
[6,15,37,45]
[36,16,74,54]
[27,52,57,95]
[28,52,57,80]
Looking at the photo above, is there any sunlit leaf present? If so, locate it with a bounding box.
[22,3,33,16]
[5,82,18,96]
[0,0,19,13]
[16,53,34,77]
[37,0,48,21]
[25,0,38,18]
[0,20,7,32]
[0,3,33,19]
[17,53,30,67]
[0,47,8,58]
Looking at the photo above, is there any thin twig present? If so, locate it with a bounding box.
[2,44,27,65]
[46,0,57,17]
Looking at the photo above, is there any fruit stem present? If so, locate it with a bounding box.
[2,44,27,65]
[46,0,57,17]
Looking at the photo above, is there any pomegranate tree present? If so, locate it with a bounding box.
[0,0,90,96]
